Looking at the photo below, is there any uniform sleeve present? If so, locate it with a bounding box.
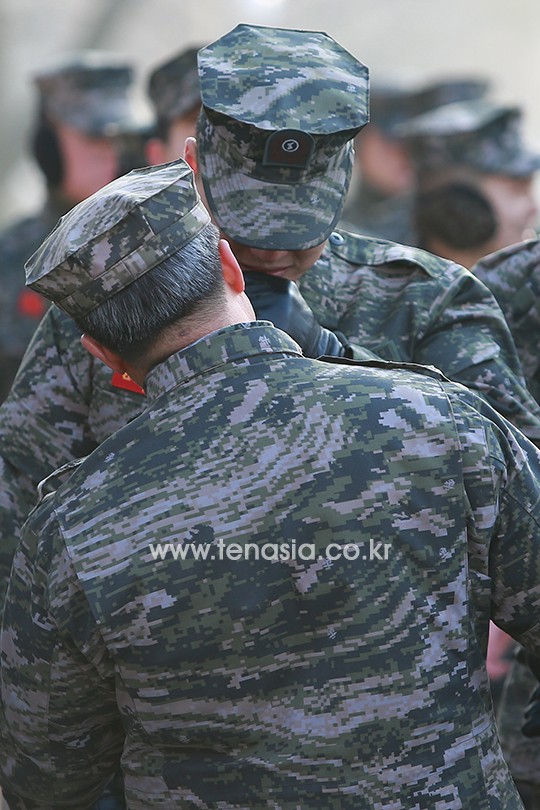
[0,504,124,809]
[0,306,99,485]
[407,268,540,445]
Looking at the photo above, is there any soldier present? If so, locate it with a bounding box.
[2,24,540,594]
[472,237,540,810]
[341,74,490,244]
[3,157,540,808]
[0,50,145,402]
[473,237,540,403]
[145,44,203,165]
[403,98,540,269]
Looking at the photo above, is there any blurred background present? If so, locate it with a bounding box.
[1,0,540,226]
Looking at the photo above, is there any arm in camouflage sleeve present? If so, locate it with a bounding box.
[0,505,124,808]
[0,305,145,533]
[390,266,540,445]
[411,268,540,444]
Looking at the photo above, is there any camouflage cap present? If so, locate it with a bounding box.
[401,99,540,177]
[197,23,369,250]
[25,159,211,318]
[147,45,203,123]
[369,75,489,137]
[35,50,144,136]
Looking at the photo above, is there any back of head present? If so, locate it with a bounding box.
[24,160,222,361]
[196,23,370,250]
[401,98,540,179]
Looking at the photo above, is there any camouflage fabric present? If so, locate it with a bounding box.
[197,24,369,250]
[473,238,540,404]
[401,99,540,177]
[35,50,142,136]
[0,192,68,402]
[298,229,540,443]
[2,321,540,808]
[497,650,540,787]
[147,45,202,123]
[25,160,211,318]
[2,228,540,599]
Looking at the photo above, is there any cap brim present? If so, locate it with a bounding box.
[198,135,353,251]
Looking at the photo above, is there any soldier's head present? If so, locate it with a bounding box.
[184,23,369,282]
[402,99,540,266]
[145,45,203,166]
[354,75,489,197]
[24,160,254,382]
[31,51,146,202]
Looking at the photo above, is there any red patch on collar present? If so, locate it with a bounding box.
[111,371,145,395]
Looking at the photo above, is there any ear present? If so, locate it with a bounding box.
[184,137,198,174]
[218,239,244,293]
[81,334,127,374]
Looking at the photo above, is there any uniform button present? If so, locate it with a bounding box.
[329,232,344,245]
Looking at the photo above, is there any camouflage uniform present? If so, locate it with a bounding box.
[2,158,540,805]
[5,316,540,809]
[473,238,540,404]
[2,27,540,591]
[473,238,540,809]
[0,52,143,402]
[341,77,490,243]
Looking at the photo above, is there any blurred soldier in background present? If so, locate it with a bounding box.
[145,45,203,165]
[473,238,540,810]
[0,51,146,402]
[404,99,540,268]
[341,75,489,244]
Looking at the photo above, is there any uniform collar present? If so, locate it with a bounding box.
[144,321,302,403]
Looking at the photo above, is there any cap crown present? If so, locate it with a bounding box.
[25,160,210,317]
[148,46,202,122]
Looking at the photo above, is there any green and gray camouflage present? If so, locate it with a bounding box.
[401,99,540,177]
[197,24,369,249]
[2,322,540,808]
[473,237,540,404]
[35,50,143,136]
[147,45,202,123]
[24,160,211,318]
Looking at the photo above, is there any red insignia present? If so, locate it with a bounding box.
[17,289,47,318]
[111,371,145,395]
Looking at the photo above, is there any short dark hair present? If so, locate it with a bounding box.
[414,182,497,251]
[76,223,224,362]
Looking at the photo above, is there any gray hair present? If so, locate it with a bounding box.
[76,222,223,362]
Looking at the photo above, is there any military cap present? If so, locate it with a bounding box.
[147,45,203,123]
[369,75,489,137]
[25,159,211,318]
[401,99,540,177]
[197,23,369,251]
[35,50,143,136]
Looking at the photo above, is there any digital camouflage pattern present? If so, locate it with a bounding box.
[197,24,369,250]
[147,45,202,123]
[35,50,141,136]
[497,652,540,788]
[473,238,540,404]
[3,229,540,611]
[25,160,211,318]
[2,322,540,808]
[299,229,540,442]
[401,99,540,177]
